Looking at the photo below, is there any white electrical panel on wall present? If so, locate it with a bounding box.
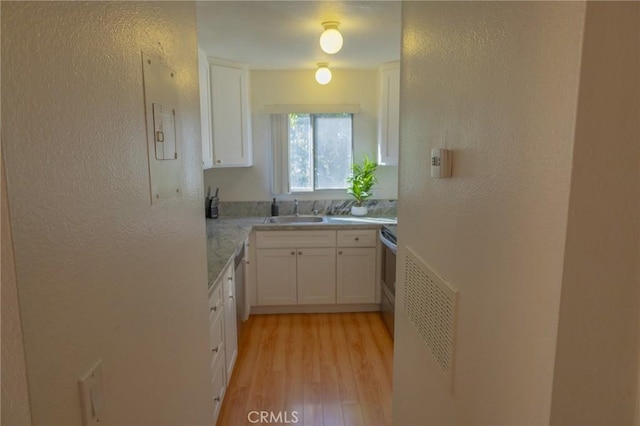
[142,52,183,204]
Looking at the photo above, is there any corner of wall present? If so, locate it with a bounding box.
[1,146,33,426]
[550,2,640,423]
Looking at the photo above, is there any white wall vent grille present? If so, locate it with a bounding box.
[404,247,458,376]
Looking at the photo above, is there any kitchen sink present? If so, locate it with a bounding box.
[267,215,326,224]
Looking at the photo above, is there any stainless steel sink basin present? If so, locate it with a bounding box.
[267,215,326,224]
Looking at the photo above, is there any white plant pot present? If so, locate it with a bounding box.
[351,205,368,216]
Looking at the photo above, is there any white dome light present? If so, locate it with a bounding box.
[315,63,332,85]
[319,21,343,55]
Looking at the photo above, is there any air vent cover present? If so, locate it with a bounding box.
[404,247,458,376]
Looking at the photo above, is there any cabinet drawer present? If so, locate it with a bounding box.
[209,309,225,359]
[208,283,223,320]
[256,230,336,248]
[337,229,377,247]
[211,353,226,422]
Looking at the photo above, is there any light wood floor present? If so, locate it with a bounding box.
[217,312,393,426]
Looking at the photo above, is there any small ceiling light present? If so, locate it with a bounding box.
[319,21,343,54]
[315,62,332,85]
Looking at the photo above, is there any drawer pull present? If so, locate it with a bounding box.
[355,237,360,241]
[298,251,302,255]
[291,251,295,255]
[210,306,217,312]
[338,251,343,255]
[214,396,221,402]
[212,345,219,353]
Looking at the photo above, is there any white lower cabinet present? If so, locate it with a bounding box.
[255,229,376,308]
[207,260,239,424]
[337,247,377,303]
[208,281,225,423]
[222,264,238,379]
[256,247,336,305]
[297,248,336,305]
[210,351,226,421]
[336,230,378,304]
[256,248,297,305]
[256,230,337,306]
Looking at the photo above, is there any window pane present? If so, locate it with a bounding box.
[314,114,352,189]
[288,114,312,191]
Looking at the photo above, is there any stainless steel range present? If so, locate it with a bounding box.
[379,225,397,338]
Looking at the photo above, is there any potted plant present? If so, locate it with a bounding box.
[347,156,378,216]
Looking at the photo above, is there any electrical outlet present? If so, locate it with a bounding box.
[78,360,104,426]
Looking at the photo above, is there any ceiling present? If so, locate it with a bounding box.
[196,1,402,70]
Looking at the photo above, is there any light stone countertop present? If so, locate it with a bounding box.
[205,215,397,291]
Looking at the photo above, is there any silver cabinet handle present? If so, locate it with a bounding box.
[210,306,217,312]
[291,251,295,255]
[214,396,220,402]
[228,276,233,281]
[338,251,343,254]
[229,295,234,300]
[298,251,302,255]
[212,345,219,353]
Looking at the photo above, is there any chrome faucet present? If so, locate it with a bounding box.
[293,199,299,216]
[312,200,320,215]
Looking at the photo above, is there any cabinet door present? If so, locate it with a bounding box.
[297,248,336,305]
[211,353,226,423]
[337,247,377,304]
[256,248,297,305]
[223,264,237,382]
[378,62,400,166]
[209,307,225,371]
[210,63,252,167]
[198,48,213,169]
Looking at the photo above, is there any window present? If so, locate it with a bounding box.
[288,113,353,192]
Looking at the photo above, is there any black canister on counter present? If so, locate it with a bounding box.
[205,197,212,218]
[210,187,219,219]
[271,198,279,216]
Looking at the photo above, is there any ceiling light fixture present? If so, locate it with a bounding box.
[319,21,343,54]
[315,62,332,85]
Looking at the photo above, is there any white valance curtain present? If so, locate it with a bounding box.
[270,114,290,195]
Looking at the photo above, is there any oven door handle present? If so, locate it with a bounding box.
[379,229,397,253]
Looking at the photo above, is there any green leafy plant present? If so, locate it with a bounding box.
[346,156,378,206]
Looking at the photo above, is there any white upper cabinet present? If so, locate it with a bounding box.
[377,61,400,166]
[198,48,214,169]
[209,59,253,167]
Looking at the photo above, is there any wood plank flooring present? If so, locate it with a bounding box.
[217,313,393,426]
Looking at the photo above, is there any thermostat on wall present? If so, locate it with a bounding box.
[431,148,452,178]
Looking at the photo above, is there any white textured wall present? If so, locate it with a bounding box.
[2,2,212,424]
[394,2,585,424]
[2,153,33,426]
[203,69,399,201]
[550,2,640,423]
